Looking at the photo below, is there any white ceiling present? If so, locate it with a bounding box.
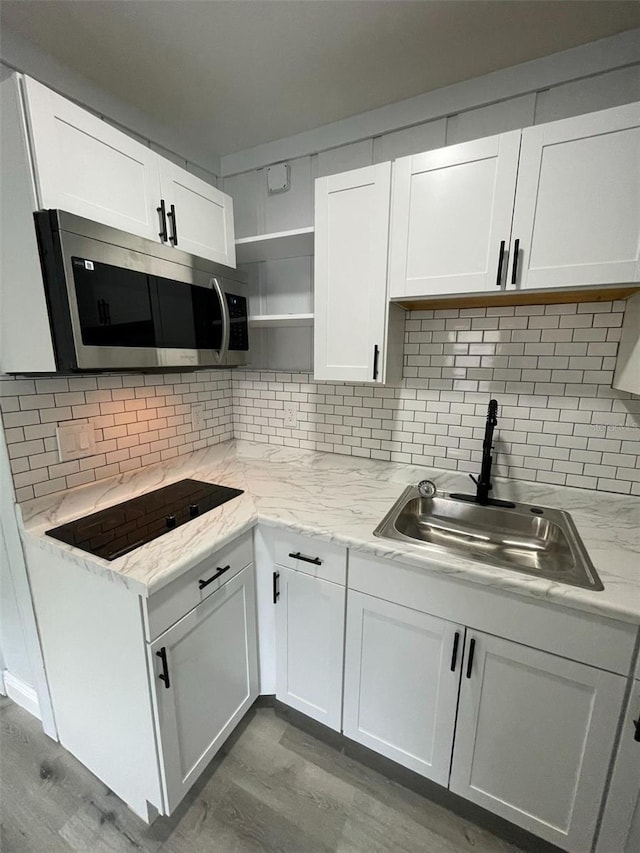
[2,1,640,158]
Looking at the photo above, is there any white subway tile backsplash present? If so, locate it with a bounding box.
[2,303,638,502]
[1,370,233,501]
[231,301,638,497]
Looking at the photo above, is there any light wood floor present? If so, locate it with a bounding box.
[0,696,525,853]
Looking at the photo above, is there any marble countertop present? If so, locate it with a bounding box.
[19,440,640,624]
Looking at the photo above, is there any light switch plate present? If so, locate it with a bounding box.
[56,421,96,462]
[191,403,206,432]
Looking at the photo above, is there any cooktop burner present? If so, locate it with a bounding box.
[46,479,243,561]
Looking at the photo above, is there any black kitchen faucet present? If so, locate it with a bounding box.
[473,398,498,504]
[450,398,516,508]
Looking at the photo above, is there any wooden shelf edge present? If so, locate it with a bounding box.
[393,285,640,312]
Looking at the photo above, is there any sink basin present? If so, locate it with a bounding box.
[374,486,603,591]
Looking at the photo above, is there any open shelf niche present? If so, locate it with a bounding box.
[236,228,314,371]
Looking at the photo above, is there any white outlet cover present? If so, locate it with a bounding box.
[57,421,96,462]
[283,402,298,427]
[192,403,206,431]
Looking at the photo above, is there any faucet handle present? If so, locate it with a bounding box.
[468,473,478,486]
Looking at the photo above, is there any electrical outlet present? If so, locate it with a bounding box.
[191,403,206,431]
[56,421,96,462]
[283,402,298,428]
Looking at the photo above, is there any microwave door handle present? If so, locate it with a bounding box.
[211,277,230,362]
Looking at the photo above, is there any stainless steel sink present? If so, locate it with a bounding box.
[374,485,603,591]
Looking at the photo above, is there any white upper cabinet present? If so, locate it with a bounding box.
[389,132,521,298]
[158,159,235,267]
[450,631,626,853]
[314,163,403,383]
[22,77,161,242]
[388,102,640,300]
[512,103,640,289]
[20,76,235,265]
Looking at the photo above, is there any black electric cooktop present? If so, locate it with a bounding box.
[46,479,243,561]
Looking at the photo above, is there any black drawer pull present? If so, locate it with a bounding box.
[157,199,168,242]
[167,203,178,246]
[634,716,640,743]
[273,571,280,604]
[495,240,505,287]
[466,638,476,679]
[511,238,520,285]
[288,551,322,566]
[450,632,460,672]
[156,647,170,689]
[198,564,231,590]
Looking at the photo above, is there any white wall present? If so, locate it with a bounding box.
[0,27,220,182]
[0,524,34,687]
[0,424,56,734]
[221,28,640,175]
[222,29,640,373]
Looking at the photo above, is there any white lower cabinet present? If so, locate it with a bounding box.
[341,573,630,853]
[596,679,640,853]
[343,591,462,785]
[274,565,345,731]
[150,564,258,813]
[450,631,626,852]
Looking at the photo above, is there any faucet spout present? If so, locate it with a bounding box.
[476,398,498,504]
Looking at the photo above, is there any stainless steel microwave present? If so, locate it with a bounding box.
[34,210,249,371]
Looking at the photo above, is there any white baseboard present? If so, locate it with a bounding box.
[3,670,41,720]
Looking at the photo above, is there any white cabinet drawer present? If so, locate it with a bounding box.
[273,530,346,585]
[348,550,637,675]
[145,532,253,641]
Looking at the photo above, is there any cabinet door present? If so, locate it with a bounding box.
[596,679,640,853]
[159,160,236,266]
[22,77,161,241]
[150,564,258,814]
[275,566,345,731]
[314,163,391,382]
[343,591,463,786]
[388,131,520,298]
[511,102,640,289]
[450,632,626,853]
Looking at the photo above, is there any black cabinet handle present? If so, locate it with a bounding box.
[450,632,460,672]
[273,571,280,604]
[198,564,230,590]
[510,238,520,285]
[288,551,322,566]
[373,344,380,381]
[495,240,506,287]
[167,203,178,246]
[157,199,168,242]
[634,716,640,742]
[156,647,170,689]
[466,638,476,679]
